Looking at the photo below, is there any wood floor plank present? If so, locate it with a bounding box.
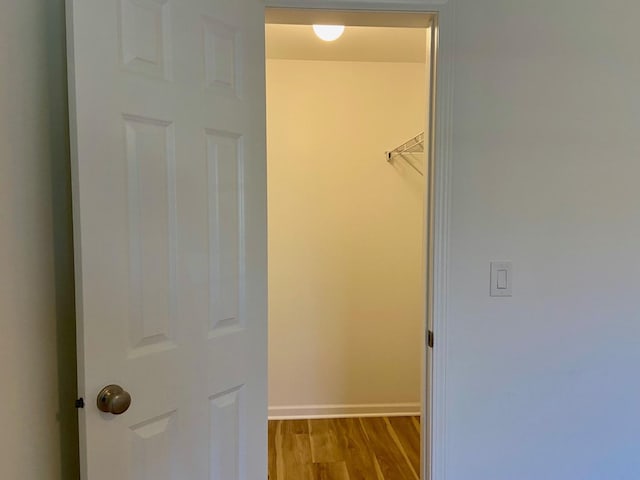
[330,418,380,480]
[268,420,278,480]
[310,462,350,480]
[359,417,419,480]
[269,416,421,480]
[387,417,421,477]
[411,416,421,434]
[276,419,313,480]
[308,418,333,434]
[309,419,343,463]
[282,419,310,435]
[371,455,385,480]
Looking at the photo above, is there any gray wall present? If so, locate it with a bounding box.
[447,0,640,478]
[0,0,79,478]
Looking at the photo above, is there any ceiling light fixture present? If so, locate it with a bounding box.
[312,25,345,42]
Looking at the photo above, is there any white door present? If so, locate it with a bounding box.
[66,0,267,478]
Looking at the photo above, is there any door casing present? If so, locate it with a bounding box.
[263,1,454,480]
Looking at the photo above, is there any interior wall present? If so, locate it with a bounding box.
[447,0,640,478]
[267,59,427,415]
[8,0,638,476]
[0,0,78,477]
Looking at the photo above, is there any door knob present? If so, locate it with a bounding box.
[97,385,132,415]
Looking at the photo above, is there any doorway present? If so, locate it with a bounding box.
[64,0,445,476]
[265,9,434,479]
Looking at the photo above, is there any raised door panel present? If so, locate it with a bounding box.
[129,411,178,479]
[209,386,244,480]
[206,129,243,337]
[123,114,178,358]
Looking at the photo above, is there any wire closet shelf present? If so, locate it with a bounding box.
[385,132,425,176]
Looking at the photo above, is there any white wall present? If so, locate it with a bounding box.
[446,0,640,478]
[0,0,78,477]
[267,59,427,416]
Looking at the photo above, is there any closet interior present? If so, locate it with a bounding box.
[265,11,432,479]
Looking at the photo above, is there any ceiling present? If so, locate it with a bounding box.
[265,24,428,63]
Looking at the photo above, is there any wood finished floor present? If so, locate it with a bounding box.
[268,416,421,480]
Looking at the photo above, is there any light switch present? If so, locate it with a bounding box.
[490,262,512,297]
[497,269,508,289]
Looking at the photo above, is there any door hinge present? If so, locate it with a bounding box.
[75,398,85,409]
[427,330,434,349]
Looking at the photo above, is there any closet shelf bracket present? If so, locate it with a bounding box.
[385,132,425,176]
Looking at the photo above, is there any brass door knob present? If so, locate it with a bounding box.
[97,385,132,415]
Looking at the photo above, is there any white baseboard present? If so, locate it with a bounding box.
[268,403,421,420]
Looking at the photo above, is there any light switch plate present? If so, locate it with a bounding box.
[490,262,512,297]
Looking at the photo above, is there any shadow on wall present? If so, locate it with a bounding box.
[47,0,80,477]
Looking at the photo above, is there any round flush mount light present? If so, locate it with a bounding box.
[312,25,345,42]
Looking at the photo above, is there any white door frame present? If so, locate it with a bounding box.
[263,1,454,480]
